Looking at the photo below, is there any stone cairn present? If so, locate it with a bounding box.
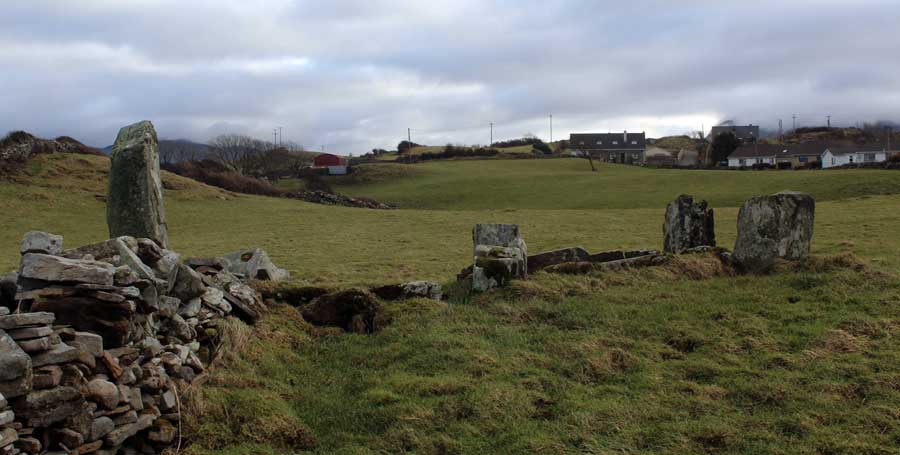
[0,119,292,454]
[471,224,528,292]
[0,231,284,454]
[733,190,815,272]
[663,194,716,254]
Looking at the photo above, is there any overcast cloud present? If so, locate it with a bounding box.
[1,0,898,152]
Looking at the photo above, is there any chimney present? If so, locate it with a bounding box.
[624,130,628,143]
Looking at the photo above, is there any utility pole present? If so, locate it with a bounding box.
[278,126,284,146]
[272,129,278,149]
[549,114,553,144]
[490,122,493,146]
[778,119,783,140]
[826,116,831,129]
[792,114,797,131]
[408,128,411,145]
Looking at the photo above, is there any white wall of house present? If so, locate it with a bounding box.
[327,165,348,175]
[822,149,887,168]
[727,156,775,168]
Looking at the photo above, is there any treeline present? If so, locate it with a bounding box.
[490,137,553,154]
[398,144,500,162]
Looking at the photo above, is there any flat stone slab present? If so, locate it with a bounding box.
[6,325,53,340]
[19,253,114,286]
[0,312,54,330]
[528,247,590,272]
[0,330,31,382]
[30,343,79,368]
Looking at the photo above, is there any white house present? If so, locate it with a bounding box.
[821,145,891,169]
[726,144,783,168]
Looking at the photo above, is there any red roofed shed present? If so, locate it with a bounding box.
[313,153,346,167]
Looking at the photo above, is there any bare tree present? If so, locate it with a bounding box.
[207,134,263,174]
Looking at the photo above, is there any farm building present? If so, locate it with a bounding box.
[569,131,646,165]
[313,153,349,175]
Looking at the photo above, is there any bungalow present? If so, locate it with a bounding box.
[569,131,646,165]
[774,142,823,169]
[726,143,782,167]
[821,144,892,168]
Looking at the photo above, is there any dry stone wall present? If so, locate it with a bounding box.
[0,232,278,454]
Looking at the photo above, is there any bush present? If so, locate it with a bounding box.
[163,160,282,196]
[400,145,499,162]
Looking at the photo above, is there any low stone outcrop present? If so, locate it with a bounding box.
[0,231,287,454]
[106,120,169,249]
[471,224,527,292]
[221,248,290,281]
[371,281,442,301]
[300,289,379,334]
[527,247,590,272]
[663,195,715,254]
[733,191,815,272]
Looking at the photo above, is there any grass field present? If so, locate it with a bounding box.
[2,153,900,454]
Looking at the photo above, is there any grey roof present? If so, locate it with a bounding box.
[728,143,786,158]
[728,140,889,159]
[569,132,646,151]
[711,125,759,140]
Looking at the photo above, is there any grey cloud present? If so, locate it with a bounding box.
[0,0,898,151]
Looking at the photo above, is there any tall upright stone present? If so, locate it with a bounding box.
[663,195,716,254]
[107,121,168,248]
[733,191,815,272]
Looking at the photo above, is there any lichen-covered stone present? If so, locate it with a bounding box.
[528,247,590,272]
[221,248,290,281]
[733,191,815,272]
[107,120,168,248]
[471,224,527,292]
[20,231,63,256]
[663,195,716,254]
[18,253,114,285]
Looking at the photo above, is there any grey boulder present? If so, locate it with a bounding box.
[663,194,716,254]
[733,191,815,272]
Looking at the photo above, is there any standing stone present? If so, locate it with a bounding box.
[733,191,815,272]
[107,121,168,248]
[663,195,716,254]
[471,224,527,292]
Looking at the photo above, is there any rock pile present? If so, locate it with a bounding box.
[0,232,281,454]
[471,224,528,292]
[663,195,716,254]
[290,190,397,210]
[733,191,815,272]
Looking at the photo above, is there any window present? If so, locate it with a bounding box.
[631,141,637,145]
[612,141,619,145]
[864,153,876,162]
[579,141,584,145]
[799,156,808,163]
[832,157,836,165]
[596,141,602,145]
[739,159,746,166]
[849,156,854,163]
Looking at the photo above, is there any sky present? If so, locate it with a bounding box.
[1,0,898,153]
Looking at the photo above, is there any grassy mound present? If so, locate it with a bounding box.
[184,254,900,454]
[332,159,900,210]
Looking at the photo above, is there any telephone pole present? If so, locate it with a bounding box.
[549,114,553,144]
[778,119,783,140]
[826,116,831,129]
[792,114,797,131]
[490,122,493,146]
[272,129,278,149]
[408,128,411,145]
[278,126,284,146]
